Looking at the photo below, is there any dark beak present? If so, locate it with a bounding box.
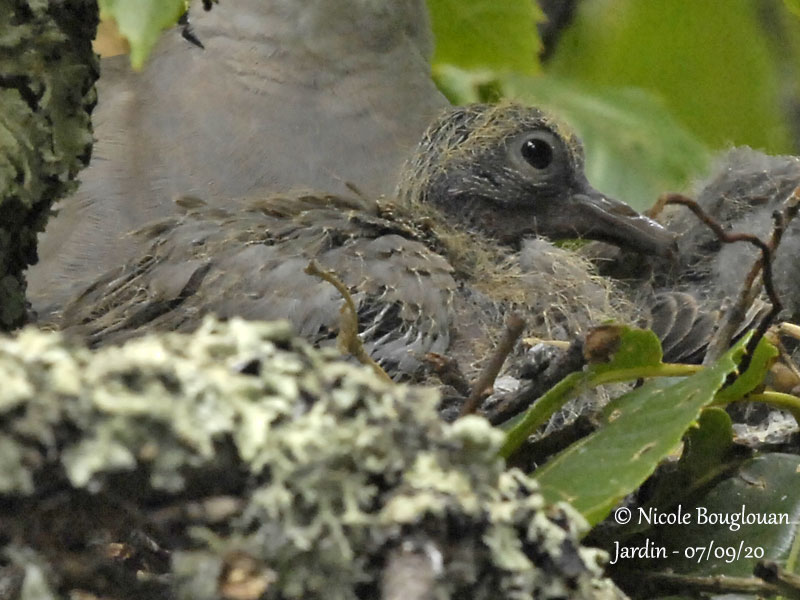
[561,186,677,258]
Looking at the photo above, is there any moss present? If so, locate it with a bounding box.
[0,0,98,330]
[0,317,622,599]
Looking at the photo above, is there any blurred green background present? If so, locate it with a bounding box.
[427,0,800,211]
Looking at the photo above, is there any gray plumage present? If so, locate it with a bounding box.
[28,0,448,315]
[28,1,722,380]
[664,147,800,321]
[592,147,800,365]
[50,103,674,378]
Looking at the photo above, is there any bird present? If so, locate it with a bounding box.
[586,146,800,366]
[47,102,677,379]
[662,147,800,322]
[27,0,449,317]
[29,0,738,383]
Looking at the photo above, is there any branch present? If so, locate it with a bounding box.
[460,313,525,417]
[615,569,792,598]
[305,260,393,384]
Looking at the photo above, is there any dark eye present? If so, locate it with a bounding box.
[521,138,553,169]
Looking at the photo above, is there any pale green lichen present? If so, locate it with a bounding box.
[0,0,98,330]
[0,317,621,599]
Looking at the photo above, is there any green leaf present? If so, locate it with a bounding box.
[676,408,736,486]
[499,371,585,458]
[499,327,696,459]
[546,0,793,153]
[533,333,751,526]
[433,66,496,105]
[627,408,740,528]
[98,0,186,70]
[608,453,800,577]
[587,326,663,378]
[427,0,544,75]
[714,335,779,404]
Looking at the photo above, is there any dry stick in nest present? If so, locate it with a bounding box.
[486,338,586,425]
[304,260,393,384]
[753,561,800,599]
[459,313,526,417]
[661,193,775,363]
[616,569,797,600]
[662,188,800,368]
[781,322,800,340]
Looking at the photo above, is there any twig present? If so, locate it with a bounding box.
[661,192,794,366]
[753,561,800,599]
[487,339,586,425]
[646,192,670,219]
[614,569,791,598]
[459,313,525,417]
[780,322,800,340]
[522,337,570,350]
[305,260,392,383]
[748,186,800,358]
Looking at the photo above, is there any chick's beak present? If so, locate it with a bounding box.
[562,186,677,258]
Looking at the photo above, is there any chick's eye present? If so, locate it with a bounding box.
[521,138,553,169]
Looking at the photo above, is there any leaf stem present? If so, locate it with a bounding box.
[729,391,800,426]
